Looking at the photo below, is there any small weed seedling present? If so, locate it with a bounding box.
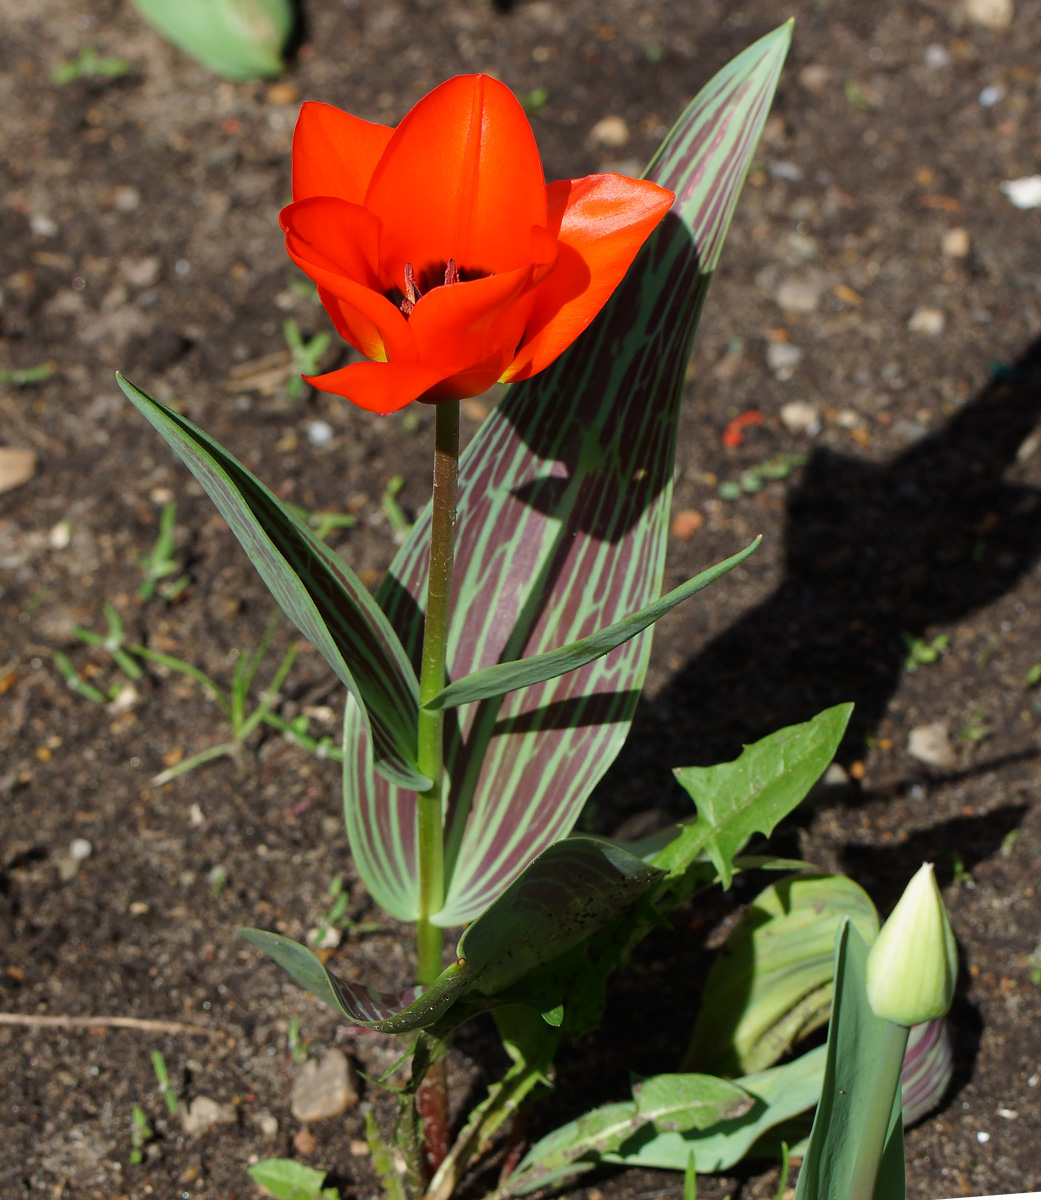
[287,1017,307,1066]
[902,632,949,672]
[52,47,129,84]
[129,1105,153,1165]
[958,707,989,743]
[138,501,190,601]
[0,363,55,385]
[718,452,805,500]
[380,474,412,541]
[151,1050,178,1117]
[309,877,381,948]
[282,319,332,400]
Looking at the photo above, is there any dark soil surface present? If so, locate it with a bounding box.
[3,1,1041,1198]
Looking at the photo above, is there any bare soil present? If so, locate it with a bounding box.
[3,1,1041,1198]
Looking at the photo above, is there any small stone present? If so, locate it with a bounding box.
[766,342,803,381]
[941,228,970,258]
[306,420,334,446]
[924,44,952,68]
[670,509,704,540]
[181,1096,237,1136]
[776,277,823,314]
[189,802,204,826]
[111,186,141,212]
[293,1126,318,1156]
[69,838,93,861]
[56,856,81,882]
[798,64,830,92]
[963,0,1013,31]
[780,400,820,435]
[1000,175,1041,210]
[290,1049,359,1123]
[769,161,803,183]
[589,115,630,147]
[105,682,139,716]
[30,213,58,237]
[908,307,945,336]
[979,84,1005,107]
[0,447,36,495]
[254,1110,279,1138]
[121,256,161,288]
[349,1139,370,1156]
[908,723,957,770]
[48,521,72,550]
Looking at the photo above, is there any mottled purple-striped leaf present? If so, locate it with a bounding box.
[116,374,426,791]
[239,836,658,1030]
[344,23,793,922]
[425,538,760,711]
[901,1017,953,1126]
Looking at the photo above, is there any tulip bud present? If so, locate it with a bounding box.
[866,863,957,1026]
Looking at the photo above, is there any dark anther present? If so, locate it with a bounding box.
[444,258,459,287]
[401,262,421,316]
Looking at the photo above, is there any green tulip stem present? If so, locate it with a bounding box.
[415,399,460,986]
[848,1019,909,1200]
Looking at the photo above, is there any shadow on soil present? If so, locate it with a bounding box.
[616,332,1041,779]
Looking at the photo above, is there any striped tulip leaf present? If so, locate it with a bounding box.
[424,537,760,712]
[345,22,794,923]
[116,374,427,791]
[664,702,853,889]
[684,873,879,1077]
[240,835,659,1032]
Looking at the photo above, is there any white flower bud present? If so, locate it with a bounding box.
[866,863,957,1026]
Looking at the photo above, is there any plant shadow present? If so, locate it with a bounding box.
[612,334,1041,787]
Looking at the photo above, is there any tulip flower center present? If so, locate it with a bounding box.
[397,258,463,317]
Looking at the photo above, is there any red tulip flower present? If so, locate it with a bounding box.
[280,75,674,414]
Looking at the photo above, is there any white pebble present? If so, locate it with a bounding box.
[964,0,1013,31]
[769,160,804,182]
[941,228,970,258]
[69,838,93,861]
[307,420,334,446]
[976,1130,990,1143]
[30,214,58,238]
[48,521,72,550]
[766,342,803,381]
[908,307,945,336]
[1000,176,1041,209]
[589,115,630,148]
[923,44,951,68]
[780,400,821,435]
[979,84,1005,107]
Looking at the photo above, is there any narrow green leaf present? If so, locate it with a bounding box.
[116,374,427,793]
[792,923,906,1200]
[248,1158,338,1200]
[685,874,878,1076]
[425,538,760,711]
[240,836,659,1032]
[346,22,794,925]
[131,0,292,80]
[663,703,853,887]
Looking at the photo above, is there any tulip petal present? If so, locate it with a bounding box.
[408,264,541,374]
[366,75,548,287]
[502,174,674,382]
[292,101,394,204]
[307,361,453,414]
[282,197,414,363]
